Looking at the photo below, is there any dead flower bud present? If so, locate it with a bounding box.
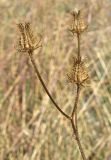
[67,57,90,86]
[16,23,42,53]
[69,9,88,35]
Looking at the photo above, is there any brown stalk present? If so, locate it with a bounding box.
[27,47,87,160]
[27,30,87,160]
[16,22,70,119]
[16,16,89,159]
[28,51,70,120]
[70,32,87,160]
[77,34,81,62]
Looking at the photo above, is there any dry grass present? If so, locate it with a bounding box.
[0,0,111,159]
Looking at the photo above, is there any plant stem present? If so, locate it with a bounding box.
[28,51,70,120]
[77,33,81,62]
[71,85,87,160]
[27,31,87,160]
[72,85,80,117]
[70,33,87,160]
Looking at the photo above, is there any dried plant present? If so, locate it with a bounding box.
[17,23,42,53]
[16,9,90,160]
[67,57,90,86]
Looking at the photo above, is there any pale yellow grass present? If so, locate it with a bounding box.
[0,0,111,159]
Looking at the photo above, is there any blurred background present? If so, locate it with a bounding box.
[0,0,111,159]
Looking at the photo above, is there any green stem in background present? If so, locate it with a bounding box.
[28,51,70,120]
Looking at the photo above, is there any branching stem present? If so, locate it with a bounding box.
[28,51,70,120]
[17,19,88,160]
[28,34,87,159]
[70,33,87,160]
[27,30,87,160]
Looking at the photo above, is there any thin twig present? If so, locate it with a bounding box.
[77,34,81,62]
[16,20,88,160]
[71,86,87,160]
[70,32,87,160]
[28,51,70,120]
[72,85,80,118]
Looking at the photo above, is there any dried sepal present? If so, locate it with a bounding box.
[16,22,42,53]
[69,9,88,35]
[67,57,90,86]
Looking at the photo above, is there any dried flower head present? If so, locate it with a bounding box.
[16,23,42,53]
[69,9,88,35]
[68,57,90,86]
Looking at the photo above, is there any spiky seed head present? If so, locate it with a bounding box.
[68,57,90,86]
[16,22,42,53]
[69,9,88,35]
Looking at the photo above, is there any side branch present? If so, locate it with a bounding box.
[28,51,70,120]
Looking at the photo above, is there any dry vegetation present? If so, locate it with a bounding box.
[0,0,111,160]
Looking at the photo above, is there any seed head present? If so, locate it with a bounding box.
[16,23,42,53]
[68,57,90,86]
[69,9,88,35]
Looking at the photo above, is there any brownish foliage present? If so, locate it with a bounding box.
[0,0,111,160]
